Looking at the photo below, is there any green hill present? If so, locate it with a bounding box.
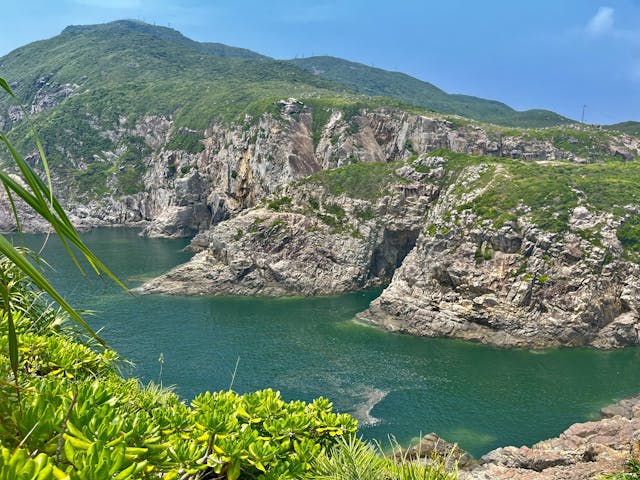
[605,121,640,137]
[0,20,635,200]
[289,56,573,128]
[0,20,340,128]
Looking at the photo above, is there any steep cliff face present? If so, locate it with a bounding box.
[358,168,640,348]
[3,101,638,238]
[138,161,431,295]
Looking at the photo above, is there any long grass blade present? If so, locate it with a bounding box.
[0,236,106,347]
[2,183,22,240]
[0,78,14,97]
[0,285,19,379]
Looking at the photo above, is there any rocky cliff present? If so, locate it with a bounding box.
[5,101,637,238]
[358,154,640,349]
[4,98,640,348]
[137,114,640,349]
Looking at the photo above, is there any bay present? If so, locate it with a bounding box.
[14,228,640,457]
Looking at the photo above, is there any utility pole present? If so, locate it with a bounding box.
[581,104,587,124]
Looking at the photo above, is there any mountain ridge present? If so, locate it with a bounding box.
[289,55,574,128]
[0,20,610,129]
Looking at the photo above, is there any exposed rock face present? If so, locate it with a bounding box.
[358,160,640,349]
[29,80,79,115]
[462,394,640,480]
[359,227,640,348]
[5,103,638,240]
[138,174,430,295]
[401,432,476,470]
[138,208,371,296]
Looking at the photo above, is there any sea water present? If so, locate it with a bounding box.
[13,228,640,457]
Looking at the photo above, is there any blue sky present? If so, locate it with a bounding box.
[1,0,639,124]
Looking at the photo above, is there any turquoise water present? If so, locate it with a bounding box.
[13,228,640,457]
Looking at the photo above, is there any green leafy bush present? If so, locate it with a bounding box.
[0,252,358,478]
[0,289,358,479]
[603,459,640,479]
[165,131,205,154]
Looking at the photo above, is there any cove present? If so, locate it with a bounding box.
[15,228,640,458]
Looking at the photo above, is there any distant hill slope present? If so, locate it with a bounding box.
[63,20,270,61]
[290,56,573,128]
[0,20,338,128]
[605,121,640,137]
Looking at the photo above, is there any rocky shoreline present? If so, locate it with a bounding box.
[136,151,640,349]
[409,394,640,479]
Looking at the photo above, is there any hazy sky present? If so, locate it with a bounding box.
[1,0,639,124]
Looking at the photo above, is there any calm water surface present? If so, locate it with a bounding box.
[16,228,640,457]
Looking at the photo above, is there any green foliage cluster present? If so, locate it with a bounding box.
[266,196,292,211]
[604,121,640,137]
[354,206,375,221]
[603,459,640,479]
[303,98,365,146]
[165,131,205,154]
[300,161,406,201]
[116,137,150,195]
[617,216,640,260]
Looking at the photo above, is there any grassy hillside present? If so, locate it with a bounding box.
[290,56,573,128]
[0,20,340,127]
[605,121,640,137]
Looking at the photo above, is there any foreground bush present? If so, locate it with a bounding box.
[0,265,357,479]
[312,435,458,480]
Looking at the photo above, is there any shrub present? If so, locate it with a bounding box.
[267,196,292,211]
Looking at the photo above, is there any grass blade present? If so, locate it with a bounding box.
[0,235,106,347]
[0,78,14,97]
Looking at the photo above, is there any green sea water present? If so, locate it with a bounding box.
[15,228,640,457]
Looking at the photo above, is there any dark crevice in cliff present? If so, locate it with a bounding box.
[368,228,420,282]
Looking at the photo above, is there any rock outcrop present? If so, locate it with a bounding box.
[357,156,640,349]
[138,168,430,295]
[460,394,640,479]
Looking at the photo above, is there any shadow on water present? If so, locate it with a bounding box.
[13,228,640,457]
